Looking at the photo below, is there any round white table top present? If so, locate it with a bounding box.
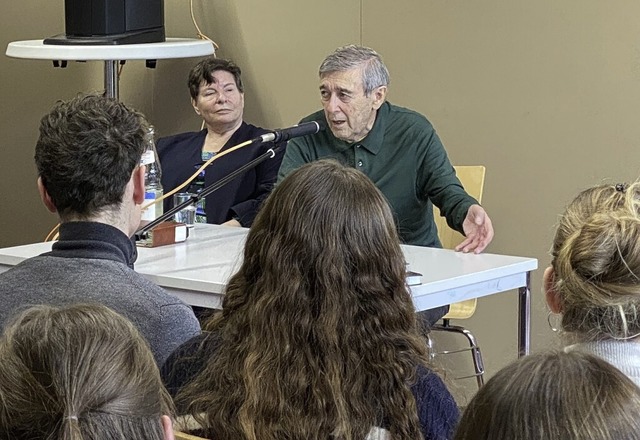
[6,37,215,61]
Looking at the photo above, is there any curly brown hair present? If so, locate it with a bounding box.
[178,159,430,440]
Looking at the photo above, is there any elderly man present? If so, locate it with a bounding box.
[278,45,493,253]
[0,94,200,365]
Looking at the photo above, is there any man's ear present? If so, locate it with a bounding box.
[161,415,175,440]
[544,266,563,314]
[371,85,387,110]
[132,166,145,205]
[37,177,57,213]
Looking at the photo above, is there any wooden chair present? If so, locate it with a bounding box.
[428,165,486,388]
[174,430,209,440]
[173,414,210,440]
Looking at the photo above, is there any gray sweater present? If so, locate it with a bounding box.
[566,340,640,388]
[0,221,200,365]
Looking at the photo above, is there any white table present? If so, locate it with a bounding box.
[0,224,538,356]
[5,38,215,99]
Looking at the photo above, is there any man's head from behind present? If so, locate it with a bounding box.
[35,94,147,223]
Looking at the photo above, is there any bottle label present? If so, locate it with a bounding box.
[141,192,157,221]
[140,150,155,166]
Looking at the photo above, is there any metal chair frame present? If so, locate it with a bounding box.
[429,165,486,389]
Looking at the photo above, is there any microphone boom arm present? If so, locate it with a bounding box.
[135,142,279,238]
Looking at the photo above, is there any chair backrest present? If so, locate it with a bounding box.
[174,431,209,440]
[433,165,486,249]
[435,166,486,320]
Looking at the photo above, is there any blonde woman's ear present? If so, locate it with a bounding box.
[161,415,175,440]
[544,266,563,314]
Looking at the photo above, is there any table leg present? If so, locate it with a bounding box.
[518,271,531,357]
[104,60,119,99]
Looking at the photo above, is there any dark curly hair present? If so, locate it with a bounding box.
[35,94,147,220]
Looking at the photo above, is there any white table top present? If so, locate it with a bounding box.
[5,37,215,61]
[0,224,538,311]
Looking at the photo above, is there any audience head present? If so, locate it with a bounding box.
[188,58,244,133]
[545,182,640,341]
[318,45,388,143]
[35,94,148,232]
[455,350,640,440]
[0,303,174,440]
[180,159,429,440]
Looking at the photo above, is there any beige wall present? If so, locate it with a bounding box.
[3,0,640,391]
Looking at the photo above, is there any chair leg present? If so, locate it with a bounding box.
[425,331,434,354]
[430,323,485,388]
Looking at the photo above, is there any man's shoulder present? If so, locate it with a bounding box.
[0,254,191,318]
[0,255,129,315]
[0,255,57,281]
[0,254,161,296]
[385,102,434,128]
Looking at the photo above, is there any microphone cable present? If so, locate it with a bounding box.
[139,137,256,213]
[190,0,219,49]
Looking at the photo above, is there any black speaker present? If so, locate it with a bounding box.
[44,0,165,45]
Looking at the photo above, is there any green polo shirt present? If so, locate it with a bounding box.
[278,102,477,247]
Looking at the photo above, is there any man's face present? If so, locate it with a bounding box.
[192,70,244,130]
[319,67,386,143]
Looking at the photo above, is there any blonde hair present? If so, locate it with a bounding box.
[0,303,173,439]
[551,182,640,340]
[455,350,640,440]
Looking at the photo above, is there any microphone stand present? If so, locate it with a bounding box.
[134,141,279,241]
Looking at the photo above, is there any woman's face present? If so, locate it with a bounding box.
[192,70,244,132]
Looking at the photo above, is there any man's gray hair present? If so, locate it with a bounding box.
[319,45,390,96]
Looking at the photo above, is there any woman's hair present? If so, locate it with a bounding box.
[178,159,429,440]
[454,350,640,440]
[188,57,244,99]
[550,182,640,340]
[0,303,173,440]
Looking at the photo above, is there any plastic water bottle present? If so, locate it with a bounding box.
[140,126,164,222]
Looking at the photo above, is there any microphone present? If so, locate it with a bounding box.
[257,121,325,143]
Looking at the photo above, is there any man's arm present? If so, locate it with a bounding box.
[416,125,476,233]
[456,204,494,254]
[413,118,494,252]
[158,303,201,366]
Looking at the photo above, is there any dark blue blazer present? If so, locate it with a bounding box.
[157,122,284,226]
